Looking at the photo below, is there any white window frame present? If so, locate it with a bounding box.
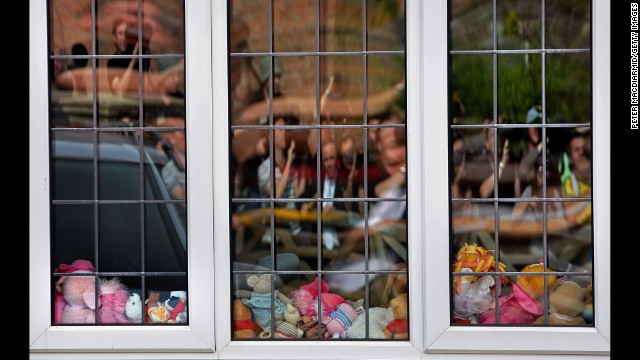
[29,0,215,354]
[422,0,610,355]
[30,0,610,358]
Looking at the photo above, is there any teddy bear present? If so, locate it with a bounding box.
[297,314,326,338]
[55,259,99,324]
[272,304,303,339]
[53,259,95,324]
[346,306,394,339]
[384,293,408,339]
[125,293,143,323]
[533,280,586,325]
[233,299,261,338]
[98,277,130,324]
[289,277,344,318]
[235,274,292,335]
[322,302,359,338]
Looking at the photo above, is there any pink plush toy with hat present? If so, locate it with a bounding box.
[98,278,130,324]
[290,277,344,318]
[54,259,99,324]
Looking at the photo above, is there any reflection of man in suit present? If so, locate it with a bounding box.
[315,141,347,250]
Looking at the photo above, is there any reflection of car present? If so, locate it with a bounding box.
[52,131,187,290]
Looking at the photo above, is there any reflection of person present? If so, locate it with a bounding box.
[107,18,152,96]
[339,135,363,213]
[560,131,591,197]
[309,141,348,250]
[367,116,407,227]
[258,116,306,242]
[511,157,564,220]
[159,115,186,202]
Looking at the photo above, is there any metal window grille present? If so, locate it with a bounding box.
[229,0,408,340]
[448,0,594,326]
[49,0,188,325]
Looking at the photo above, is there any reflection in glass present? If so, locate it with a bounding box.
[229,0,406,340]
[449,0,593,328]
[368,201,407,271]
[546,53,591,124]
[497,54,542,125]
[51,131,95,200]
[320,56,363,124]
[52,205,95,267]
[50,0,187,327]
[145,203,187,273]
[497,0,541,50]
[449,55,492,125]
[546,0,590,49]
[320,0,363,52]
[99,204,141,272]
[98,132,142,201]
[50,0,93,55]
[273,0,315,53]
[366,0,405,51]
[231,0,269,53]
[450,0,492,51]
[367,54,405,124]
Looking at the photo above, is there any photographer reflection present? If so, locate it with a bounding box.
[107,18,152,96]
[258,116,307,243]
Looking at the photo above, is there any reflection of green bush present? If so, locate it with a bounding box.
[450,1,591,125]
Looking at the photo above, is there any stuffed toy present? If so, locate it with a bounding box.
[297,314,326,338]
[98,277,130,324]
[453,269,495,323]
[235,274,292,335]
[144,292,161,323]
[289,277,344,318]
[165,290,188,324]
[381,263,407,306]
[147,305,171,323]
[125,293,143,323]
[55,259,98,324]
[478,263,555,324]
[53,259,95,324]
[533,280,586,325]
[273,304,303,339]
[322,303,359,338]
[233,299,260,338]
[452,244,506,294]
[582,283,593,323]
[384,293,408,339]
[346,306,394,339]
[452,244,506,324]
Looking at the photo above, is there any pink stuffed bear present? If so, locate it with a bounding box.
[290,277,344,318]
[322,303,359,338]
[53,259,95,324]
[98,278,130,324]
[55,260,98,324]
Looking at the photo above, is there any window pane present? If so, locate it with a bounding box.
[49,0,187,326]
[230,0,407,340]
[450,0,493,51]
[448,0,593,327]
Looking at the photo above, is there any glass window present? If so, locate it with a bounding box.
[49,0,188,325]
[449,0,593,326]
[229,0,408,340]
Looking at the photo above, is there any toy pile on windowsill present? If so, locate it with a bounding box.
[452,244,593,325]
[53,259,188,325]
[233,263,409,339]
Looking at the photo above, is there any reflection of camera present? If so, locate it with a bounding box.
[125,21,153,48]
